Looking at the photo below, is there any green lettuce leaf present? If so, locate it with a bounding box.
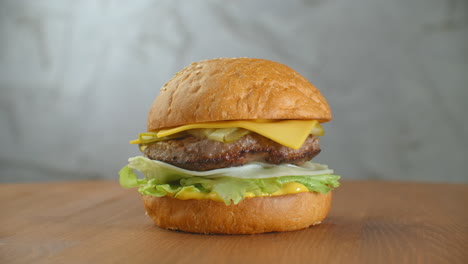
[276,175,340,194]
[180,177,280,205]
[119,166,147,188]
[119,156,340,205]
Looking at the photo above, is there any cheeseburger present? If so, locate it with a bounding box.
[119,58,340,234]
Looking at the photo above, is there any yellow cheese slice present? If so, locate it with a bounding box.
[155,120,319,149]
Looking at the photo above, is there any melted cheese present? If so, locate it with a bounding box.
[174,182,309,202]
[136,120,321,149]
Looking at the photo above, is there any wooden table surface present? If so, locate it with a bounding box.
[1,180,467,264]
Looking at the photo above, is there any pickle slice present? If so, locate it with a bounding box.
[131,132,187,145]
[139,144,148,152]
[188,128,250,143]
[310,123,324,136]
[222,128,250,143]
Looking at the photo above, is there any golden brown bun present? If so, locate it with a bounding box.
[148,58,331,131]
[141,192,332,234]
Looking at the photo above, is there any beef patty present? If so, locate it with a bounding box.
[144,133,321,171]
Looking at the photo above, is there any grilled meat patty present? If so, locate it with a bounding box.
[144,133,321,171]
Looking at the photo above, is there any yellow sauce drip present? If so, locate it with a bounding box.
[173,182,309,202]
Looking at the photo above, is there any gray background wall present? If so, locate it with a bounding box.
[1,0,467,183]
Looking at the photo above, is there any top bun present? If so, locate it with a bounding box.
[148,58,331,131]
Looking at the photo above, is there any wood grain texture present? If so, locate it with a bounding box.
[0,180,467,264]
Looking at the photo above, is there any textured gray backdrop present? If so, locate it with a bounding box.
[1,0,467,183]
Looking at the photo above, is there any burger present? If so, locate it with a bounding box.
[119,58,340,234]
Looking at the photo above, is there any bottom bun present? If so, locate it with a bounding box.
[141,192,332,234]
